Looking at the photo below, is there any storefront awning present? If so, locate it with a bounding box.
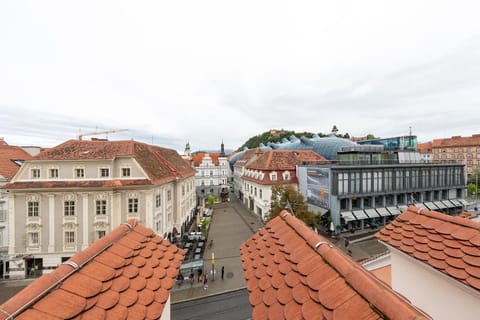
[352,209,369,220]
[449,199,463,207]
[398,205,408,212]
[434,201,447,209]
[458,199,469,206]
[423,202,438,210]
[441,200,456,208]
[364,208,380,218]
[375,207,391,217]
[386,206,402,216]
[340,211,356,222]
[415,203,427,209]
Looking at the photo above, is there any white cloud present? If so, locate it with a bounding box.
[1,1,480,151]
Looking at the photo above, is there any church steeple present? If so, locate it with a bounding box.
[220,139,225,157]
[184,140,191,157]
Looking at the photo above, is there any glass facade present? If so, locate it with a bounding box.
[358,135,417,151]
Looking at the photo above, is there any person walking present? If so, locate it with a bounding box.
[203,272,208,290]
[221,266,225,280]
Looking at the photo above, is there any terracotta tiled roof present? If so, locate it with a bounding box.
[0,220,184,320]
[431,134,480,148]
[242,150,326,185]
[234,149,264,168]
[417,142,432,153]
[192,153,220,166]
[0,144,32,179]
[376,206,480,291]
[240,211,431,320]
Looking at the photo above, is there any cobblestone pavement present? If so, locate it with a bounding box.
[171,195,264,303]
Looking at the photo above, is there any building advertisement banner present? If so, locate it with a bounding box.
[306,168,330,209]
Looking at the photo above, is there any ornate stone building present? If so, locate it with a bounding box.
[2,138,196,278]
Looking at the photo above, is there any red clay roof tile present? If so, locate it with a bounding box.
[0,144,32,179]
[376,205,480,293]
[241,211,431,320]
[0,220,183,320]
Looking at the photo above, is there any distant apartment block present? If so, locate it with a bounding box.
[432,134,480,175]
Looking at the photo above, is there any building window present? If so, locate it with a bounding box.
[283,171,290,180]
[75,168,84,178]
[96,200,106,215]
[49,168,58,178]
[100,168,110,177]
[156,194,161,208]
[64,201,75,216]
[270,172,277,181]
[182,186,185,196]
[28,232,39,246]
[128,198,138,213]
[254,187,257,196]
[96,230,106,239]
[259,189,263,199]
[64,231,75,244]
[122,168,131,177]
[31,169,40,179]
[28,201,39,217]
[167,190,172,201]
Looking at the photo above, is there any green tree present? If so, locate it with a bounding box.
[207,194,215,209]
[269,184,318,228]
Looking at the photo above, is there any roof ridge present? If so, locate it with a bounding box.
[409,205,480,230]
[152,149,181,178]
[279,211,431,320]
[0,220,137,319]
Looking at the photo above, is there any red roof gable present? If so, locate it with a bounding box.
[376,206,480,291]
[245,150,326,171]
[240,211,431,320]
[431,134,480,148]
[192,153,220,167]
[0,144,32,179]
[0,219,184,320]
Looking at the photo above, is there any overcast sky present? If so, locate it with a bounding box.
[1,1,480,153]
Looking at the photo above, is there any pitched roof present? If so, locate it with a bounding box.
[240,211,431,320]
[0,220,184,320]
[245,150,327,171]
[376,206,480,291]
[234,149,264,168]
[431,134,480,148]
[4,139,195,189]
[192,153,220,167]
[0,144,32,179]
[417,142,432,153]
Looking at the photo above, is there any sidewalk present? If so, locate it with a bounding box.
[171,196,264,303]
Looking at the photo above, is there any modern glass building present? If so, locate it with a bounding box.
[297,157,466,233]
[357,135,418,152]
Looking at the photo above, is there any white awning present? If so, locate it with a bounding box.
[340,211,357,222]
[387,206,402,216]
[352,209,369,220]
[415,203,427,209]
[375,207,391,217]
[398,205,408,212]
[364,208,380,218]
[449,199,462,207]
[458,199,469,206]
[441,200,456,208]
[423,202,438,210]
[434,201,447,209]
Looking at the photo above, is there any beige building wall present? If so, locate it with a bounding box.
[391,250,479,320]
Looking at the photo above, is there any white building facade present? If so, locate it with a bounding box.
[2,139,196,278]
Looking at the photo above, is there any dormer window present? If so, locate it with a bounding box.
[31,168,40,179]
[122,167,131,177]
[283,171,291,180]
[270,172,277,181]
